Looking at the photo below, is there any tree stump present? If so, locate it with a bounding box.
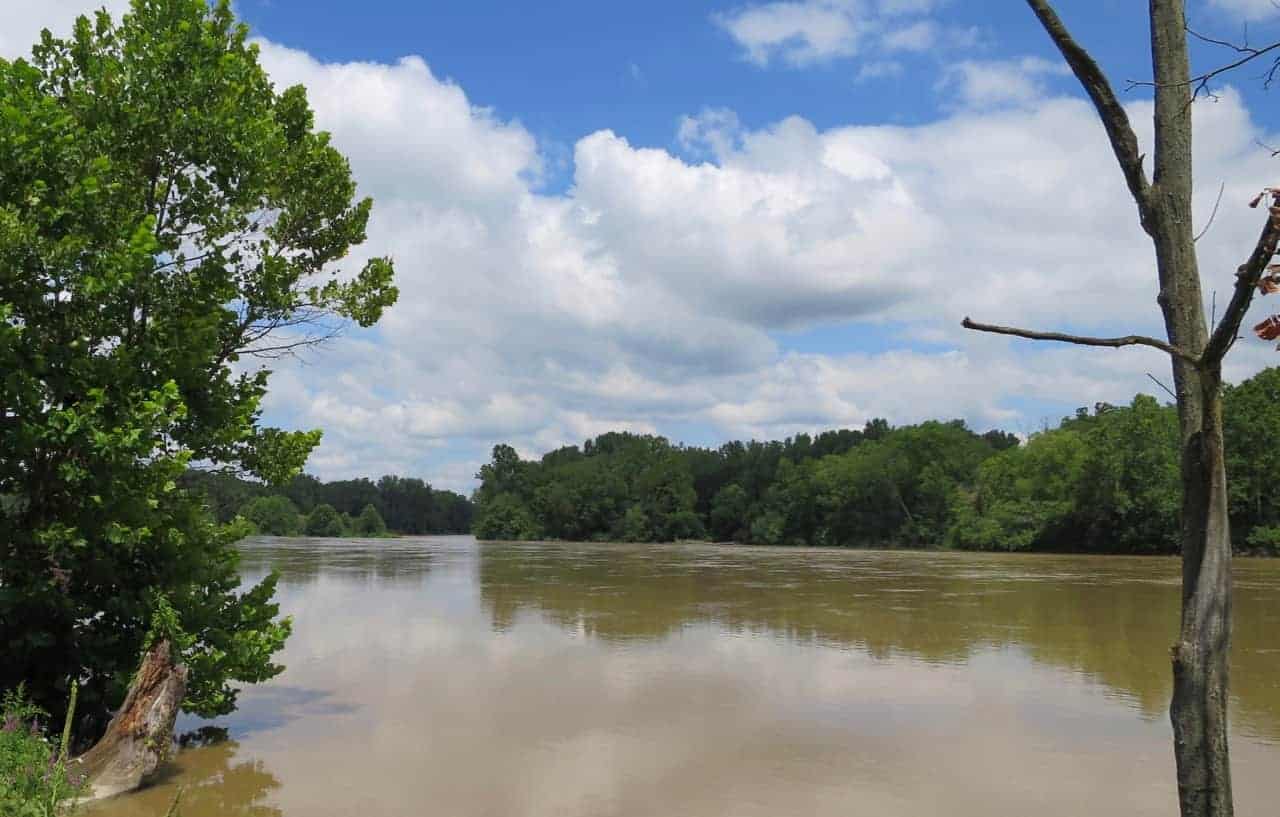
[76,639,188,800]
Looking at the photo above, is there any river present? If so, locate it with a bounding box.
[90,536,1280,816]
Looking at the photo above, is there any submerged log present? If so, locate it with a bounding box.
[76,639,188,800]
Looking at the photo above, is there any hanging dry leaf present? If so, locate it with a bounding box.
[1251,188,1280,208]
[1254,314,1280,341]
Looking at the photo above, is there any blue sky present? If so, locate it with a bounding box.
[8,0,1280,491]
[232,1,1276,137]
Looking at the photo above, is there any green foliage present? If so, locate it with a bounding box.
[472,373,1280,554]
[241,495,302,536]
[304,503,346,537]
[354,503,388,536]
[473,435,703,544]
[952,397,1179,553]
[0,685,85,816]
[615,505,651,542]
[182,469,472,534]
[0,0,394,732]
[709,483,750,541]
[1245,526,1280,556]
[949,428,1088,551]
[1223,367,1280,541]
[473,492,543,541]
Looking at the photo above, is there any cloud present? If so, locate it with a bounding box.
[935,56,1068,109]
[882,20,938,52]
[713,0,965,68]
[1209,0,1280,21]
[714,0,866,66]
[7,3,1280,493]
[855,60,904,82]
[0,0,128,59]
[273,67,1273,487]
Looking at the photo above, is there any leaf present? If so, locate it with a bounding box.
[1253,314,1280,341]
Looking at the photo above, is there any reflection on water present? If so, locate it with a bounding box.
[100,727,282,817]
[91,537,1280,817]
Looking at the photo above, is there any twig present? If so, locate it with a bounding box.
[1126,37,1280,99]
[164,785,186,817]
[1026,0,1152,223]
[1147,372,1178,400]
[1194,182,1226,242]
[1202,203,1280,365]
[961,317,1198,363]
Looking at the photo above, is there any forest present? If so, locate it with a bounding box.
[472,367,1280,554]
[182,471,474,538]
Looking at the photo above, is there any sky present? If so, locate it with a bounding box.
[7,0,1280,493]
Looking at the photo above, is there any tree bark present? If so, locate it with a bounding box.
[1145,2,1234,814]
[978,4,1238,815]
[75,638,188,801]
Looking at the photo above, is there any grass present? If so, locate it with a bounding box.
[0,683,86,816]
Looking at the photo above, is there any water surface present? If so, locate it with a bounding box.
[92,537,1280,816]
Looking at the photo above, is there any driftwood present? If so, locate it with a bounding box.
[76,639,187,800]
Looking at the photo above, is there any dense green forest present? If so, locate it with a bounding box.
[182,471,473,537]
[473,368,1280,554]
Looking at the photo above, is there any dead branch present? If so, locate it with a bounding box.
[1147,371,1178,400]
[1026,0,1152,221]
[1202,203,1280,364]
[1194,182,1227,242]
[961,316,1199,363]
[1128,29,1280,100]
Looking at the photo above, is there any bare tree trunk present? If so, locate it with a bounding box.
[964,3,1247,815]
[76,638,188,801]
[1146,3,1234,813]
[1170,372,1234,816]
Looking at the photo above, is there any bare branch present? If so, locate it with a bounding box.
[1146,371,1178,400]
[1202,203,1280,365]
[1194,182,1226,243]
[1129,31,1280,100]
[1026,0,1152,222]
[961,316,1198,363]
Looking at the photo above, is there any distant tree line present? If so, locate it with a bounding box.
[182,472,473,538]
[473,367,1280,554]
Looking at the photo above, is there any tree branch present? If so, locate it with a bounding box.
[1026,0,1152,223]
[1129,31,1280,100]
[1202,203,1280,365]
[961,317,1199,363]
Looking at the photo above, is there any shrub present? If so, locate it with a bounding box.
[0,685,85,817]
[305,504,346,537]
[354,504,388,536]
[1245,525,1280,555]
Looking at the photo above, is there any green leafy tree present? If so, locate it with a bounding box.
[1223,367,1280,540]
[1071,396,1180,553]
[615,504,651,543]
[354,503,388,536]
[948,428,1088,551]
[0,0,395,732]
[472,493,541,541]
[242,495,302,536]
[708,483,750,541]
[304,503,345,537]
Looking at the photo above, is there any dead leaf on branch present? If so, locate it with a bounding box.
[1253,314,1280,341]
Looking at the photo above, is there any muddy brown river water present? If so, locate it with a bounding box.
[90,536,1280,816]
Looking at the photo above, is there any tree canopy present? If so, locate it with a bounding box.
[474,367,1280,555]
[0,0,395,732]
[183,469,473,535]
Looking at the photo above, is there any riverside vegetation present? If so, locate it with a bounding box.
[0,0,395,765]
[181,471,474,538]
[474,366,1280,555]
